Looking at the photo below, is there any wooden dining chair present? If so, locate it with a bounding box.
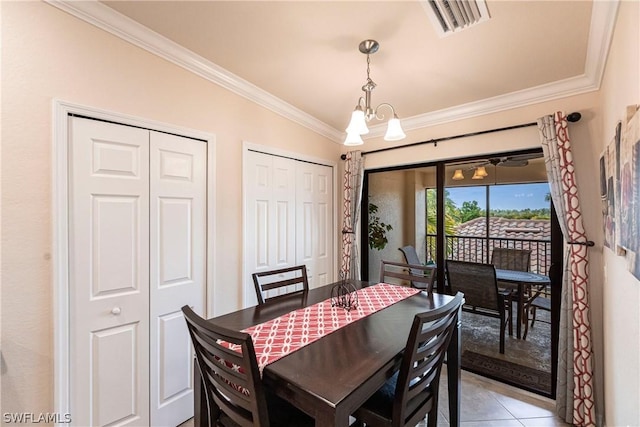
[445,260,511,354]
[352,292,464,427]
[380,259,436,292]
[252,265,309,305]
[182,305,314,427]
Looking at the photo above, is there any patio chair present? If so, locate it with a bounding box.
[490,247,532,272]
[491,247,532,330]
[380,260,436,292]
[352,292,464,427]
[252,265,309,305]
[523,264,554,339]
[399,245,437,289]
[445,260,511,354]
[182,305,314,426]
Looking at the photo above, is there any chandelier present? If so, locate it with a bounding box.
[344,39,406,146]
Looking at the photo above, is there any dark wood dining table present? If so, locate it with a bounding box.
[194,280,461,427]
[495,269,550,339]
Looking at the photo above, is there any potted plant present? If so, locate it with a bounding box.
[368,202,393,250]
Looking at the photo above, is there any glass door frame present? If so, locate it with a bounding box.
[360,148,562,398]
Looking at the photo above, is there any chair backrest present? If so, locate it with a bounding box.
[182,305,269,427]
[490,248,532,272]
[392,292,464,427]
[399,245,422,266]
[252,265,309,305]
[380,260,436,292]
[445,260,501,314]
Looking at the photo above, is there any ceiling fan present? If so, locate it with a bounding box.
[472,152,543,169]
[451,152,543,180]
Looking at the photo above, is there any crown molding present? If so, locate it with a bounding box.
[365,0,620,138]
[47,0,618,144]
[45,0,344,143]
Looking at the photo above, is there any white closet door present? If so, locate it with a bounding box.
[149,131,206,426]
[70,117,150,426]
[244,151,296,306]
[296,162,334,288]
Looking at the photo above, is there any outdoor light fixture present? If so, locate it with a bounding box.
[344,39,406,145]
[472,168,484,180]
[452,169,465,180]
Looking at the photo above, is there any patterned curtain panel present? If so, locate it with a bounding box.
[538,112,596,426]
[340,151,365,280]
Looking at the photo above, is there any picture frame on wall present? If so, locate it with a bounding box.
[618,106,640,279]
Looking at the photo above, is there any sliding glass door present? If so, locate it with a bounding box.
[362,148,561,398]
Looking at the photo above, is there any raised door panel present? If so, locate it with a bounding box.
[70,117,150,426]
[149,131,206,426]
[244,151,296,306]
[296,162,334,288]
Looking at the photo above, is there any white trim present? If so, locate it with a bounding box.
[241,142,339,308]
[46,0,617,143]
[44,0,342,143]
[52,99,216,423]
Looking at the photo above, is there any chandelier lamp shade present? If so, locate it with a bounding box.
[344,40,406,146]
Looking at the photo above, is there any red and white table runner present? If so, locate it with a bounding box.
[226,283,421,373]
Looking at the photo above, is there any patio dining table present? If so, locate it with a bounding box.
[495,269,550,339]
[193,280,462,427]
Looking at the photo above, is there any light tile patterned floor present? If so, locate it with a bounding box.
[178,367,571,427]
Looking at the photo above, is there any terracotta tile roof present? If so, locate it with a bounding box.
[455,217,551,240]
[450,217,551,274]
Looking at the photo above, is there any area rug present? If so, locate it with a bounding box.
[461,350,552,397]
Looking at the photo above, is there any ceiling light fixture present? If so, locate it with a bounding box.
[472,168,484,180]
[344,39,406,146]
[452,169,465,180]
[475,166,488,177]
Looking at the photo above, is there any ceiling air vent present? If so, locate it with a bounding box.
[422,0,491,37]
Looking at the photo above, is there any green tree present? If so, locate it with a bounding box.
[460,200,484,222]
[426,189,459,259]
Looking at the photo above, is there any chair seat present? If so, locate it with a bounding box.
[266,391,315,427]
[530,295,551,311]
[355,367,437,427]
[358,371,398,422]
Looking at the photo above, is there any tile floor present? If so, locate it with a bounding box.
[433,367,570,426]
[179,367,570,427]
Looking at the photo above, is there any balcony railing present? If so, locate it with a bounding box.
[426,234,551,275]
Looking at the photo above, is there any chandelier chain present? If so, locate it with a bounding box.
[366,54,371,81]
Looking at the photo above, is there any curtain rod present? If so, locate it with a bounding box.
[340,112,581,160]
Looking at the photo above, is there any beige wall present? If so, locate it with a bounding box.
[1,1,341,418]
[2,1,639,425]
[598,1,640,425]
[358,3,640,421]
[367,171,406,281]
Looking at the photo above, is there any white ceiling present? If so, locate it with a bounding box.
[52,1,618,143]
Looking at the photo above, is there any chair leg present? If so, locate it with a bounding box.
[499,316,506,354]
[427,405,438,427]
[522,304,530,340]
[530,306,537,327]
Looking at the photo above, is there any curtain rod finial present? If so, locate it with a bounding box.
[341,154,347,160]
[567,112,581,122]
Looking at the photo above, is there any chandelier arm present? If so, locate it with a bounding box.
[373,102,397,121]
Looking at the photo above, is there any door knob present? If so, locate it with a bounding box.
[111,307,122,315]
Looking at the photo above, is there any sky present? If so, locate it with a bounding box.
[447,183,551,210]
